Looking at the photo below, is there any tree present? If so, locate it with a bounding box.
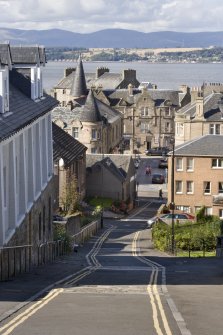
[60,175,79,214]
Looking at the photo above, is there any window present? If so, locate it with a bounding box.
[205,207,212,215]
[165,109,171,117]
[140,122,149,133]
[176,180,183,193]
[176,158,183,171]
[209,124,220,135]
[175,205,190,213]
[218,182,223,194]
[165,122,170,132]
[204,181,211,194]
[91,148,97,154]
[176,123,184,137]
[141,107,149,116]
[186,181,194,194]
[219,209,223,219]
[72,127,79,139]
[186,158,194,171]
[212,158,223,168]
[63,89,66,94]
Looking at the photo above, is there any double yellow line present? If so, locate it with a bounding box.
[132,231,172,335]
[0,226,115,335]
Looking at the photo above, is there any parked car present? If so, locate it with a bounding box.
[152,173,165,184]
[53,214,66,222]
[145,147,169,156]
[147,212,195,228]
[159,158,168,168]
[147,214,166,227]
[161,213,195,224]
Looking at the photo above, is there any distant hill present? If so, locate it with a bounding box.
[1,28,223,48]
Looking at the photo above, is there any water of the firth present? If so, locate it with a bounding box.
[43,61,223,92]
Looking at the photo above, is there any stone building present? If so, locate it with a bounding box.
[167,135,223,217]
[52,122,87,210]
[52,56,123,154]
[175,84,223,146]
[52,64,140,106]
[86,154,136,205]
[0,44,58,250]
[96,84,191,153]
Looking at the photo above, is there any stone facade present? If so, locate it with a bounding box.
[175,84,223,146]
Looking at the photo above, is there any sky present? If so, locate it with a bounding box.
[0,0,223,33]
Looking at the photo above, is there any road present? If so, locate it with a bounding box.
[1,201,223,334]
[135,156,168,199]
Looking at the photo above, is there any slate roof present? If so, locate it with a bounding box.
[10,46,43,65]
[54,68,140,90]
[0,85,58,142]
[86,154,133,182]
[105,88,180,108]
[53,122,87,167]
[52,93,121,124]
[83,89,102,122]
[173,135,223,157]
[70,55,87,97]
[176,92,223,120]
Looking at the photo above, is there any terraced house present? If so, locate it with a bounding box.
[167,135,223,217]
[0,44,58,259]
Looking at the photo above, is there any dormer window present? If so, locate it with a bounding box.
[0,69,9,114]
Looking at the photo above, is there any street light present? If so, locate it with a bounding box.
[170,137,175,254]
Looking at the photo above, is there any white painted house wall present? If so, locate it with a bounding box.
[0,113,53,245]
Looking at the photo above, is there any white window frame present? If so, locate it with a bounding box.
[176,157,183,171]
[72,127,79,139]
[212,158,223,168]
[203,181,211,195]
[176,180,183,194]
[186,181,194,194]
[219,209,223,219]
[209,123,220,135]
[186,157,194,171]
[140,122,149,133]
[176,123,184,137]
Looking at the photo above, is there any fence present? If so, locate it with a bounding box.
[0,219,101,282]
[72,219,101,246]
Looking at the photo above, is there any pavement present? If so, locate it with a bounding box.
[0,228,101,323]
[0,209,129,324]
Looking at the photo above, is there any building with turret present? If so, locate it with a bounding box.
[52,56,123,154]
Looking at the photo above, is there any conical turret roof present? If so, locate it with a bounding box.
[83,89,102,122]
[70,54,87,97]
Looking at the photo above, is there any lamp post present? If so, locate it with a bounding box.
[170,137,175,254]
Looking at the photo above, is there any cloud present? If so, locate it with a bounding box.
[0,0,223,33]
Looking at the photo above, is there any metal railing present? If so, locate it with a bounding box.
[0,219,101,281]
[72,219,101,246]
